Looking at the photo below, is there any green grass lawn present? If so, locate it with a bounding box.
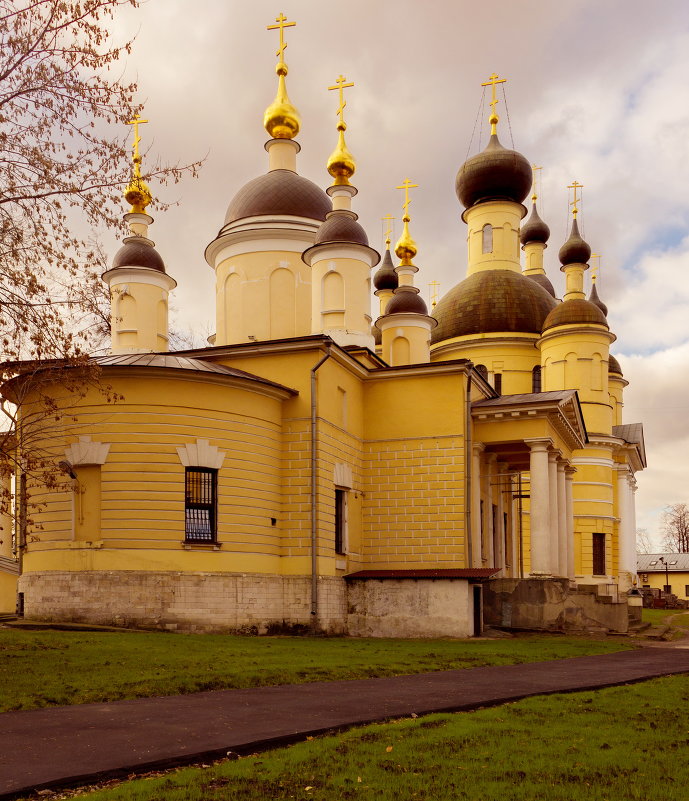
[36,674,689,801]
[641,608,685,625]
[0,628,633,712]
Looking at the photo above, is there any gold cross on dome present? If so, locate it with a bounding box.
[531,164,542,201]
[396,178,419,217]
[428,280,440,308]
[481,72,507,116]
[382,214,395,245]
[267,12,296,62]
[568,180,584,217]
[328,74,355,127]
[126,113,148,175]
[590,253,601,281]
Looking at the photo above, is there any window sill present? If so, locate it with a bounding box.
[183,542,222,551]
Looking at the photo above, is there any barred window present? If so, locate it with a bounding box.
[532,365,542,393]
[335,488,347,555]
[185,467,217,542]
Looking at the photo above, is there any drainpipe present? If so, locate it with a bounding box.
[310,345,331,629]
[465,365,473,568]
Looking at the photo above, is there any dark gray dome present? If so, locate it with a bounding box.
[559,218,591,265]
[526,272,556,297]
[588,282,608,317]
[542,298,608,331]
[314,210,368,246]
[112,240,165,272]
[608,354,623,375]
[373,248,398,291]
[520,202,550,245]
[386,286,428,315]
[224,170,331,224]
[456,134,532,210]
[432,269,557,343]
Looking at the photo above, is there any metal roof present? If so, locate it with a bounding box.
[613,422,646,466]
[473,390,577,407]
[637,553,689,572]
[344,568,500,580]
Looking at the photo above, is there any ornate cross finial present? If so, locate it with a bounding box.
[267,12,296,65]
[126,113,148,177]
[481,72,506,134]
[382,214,395,246]
[590,253,601,281]
[568,180,584,217]
[531,164,542,201]
[428,280,440,308]
[396,178,419,219]
[328,74,354,130]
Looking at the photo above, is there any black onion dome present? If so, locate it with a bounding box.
[112,240,165,273]
[608,354,623,375]
[314,210,368,246]
[431,270,557,343]
[526,273,556,297]
[224,170,331,224]
[588,282,608,317]
[456,134,532,210]
[386,286,428,315]
[373,248,398,291]
[558,217,591,265]
[372,323,382,346]
[542,298,608,331]
[520,202,550,245]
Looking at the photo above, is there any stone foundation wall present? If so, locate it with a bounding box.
[346,578,473,638]
[483,577,629,634]
[18,571,347,634]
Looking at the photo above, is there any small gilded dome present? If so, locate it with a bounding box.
[456,134,532,210]
[559,218,591,265]
[386,286,428,315]
[588,281,608,317]
[432,270,557,343]
[112,239,165,273]
[542,298,608,331]
[373,248,398,291]
[520,202,550,245]
[314,210,368,246]
[224,170,331,224]
[608,354,623,375]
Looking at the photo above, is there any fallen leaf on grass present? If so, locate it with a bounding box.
[386,746,393,752]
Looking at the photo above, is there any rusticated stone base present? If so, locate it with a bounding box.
[483,577,630,634]
[18,571,347,635]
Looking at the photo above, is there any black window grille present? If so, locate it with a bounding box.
[185,467,217,542]
[335,489,346,555]
[592,532,606,575]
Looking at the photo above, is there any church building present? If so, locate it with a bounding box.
[1,17,646,636]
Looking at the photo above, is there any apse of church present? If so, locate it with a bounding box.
[7,17,645,637]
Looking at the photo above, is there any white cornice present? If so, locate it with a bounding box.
[102,267,177,291]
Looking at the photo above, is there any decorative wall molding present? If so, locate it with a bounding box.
[176,438,225,469]
[64,436,110,466]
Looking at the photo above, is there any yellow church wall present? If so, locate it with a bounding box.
[362,371,467,569]
[20,370,291,578]
[431,334,540,395]
[311,256,372,337]
[215,249,312,345]
[464,200,524,274]
[110,280,169,353]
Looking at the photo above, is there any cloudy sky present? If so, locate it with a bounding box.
[108,0,689,547]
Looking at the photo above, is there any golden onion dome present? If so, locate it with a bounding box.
[395,216,417,265]
[264,63,301,140]
[327,124,356,185]
[124,173,152,214]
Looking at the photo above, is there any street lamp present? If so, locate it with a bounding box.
[659,556,670,594]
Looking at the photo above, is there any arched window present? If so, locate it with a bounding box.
[532,365,542,393]
[482,224,493,254]
[475,364,488,379]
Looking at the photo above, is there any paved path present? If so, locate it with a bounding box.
[2,647,689,798]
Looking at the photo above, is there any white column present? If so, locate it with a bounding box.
[527,439,551,576]
[496,461,507,574]
[484,452,497,567]
[471,443,484,568]
[548,450,560,576]
[557,459,568,578]
[565,465,576,580]
[617,468,638,591]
